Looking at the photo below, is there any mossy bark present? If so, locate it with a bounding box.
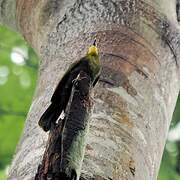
[35,71,93,180]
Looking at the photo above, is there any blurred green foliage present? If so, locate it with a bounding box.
[0,25,179,180]
[158,95,180,180]
[0,25,38,179]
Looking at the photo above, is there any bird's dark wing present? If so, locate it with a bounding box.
[51,58,88,103]
[38,103,61,132]
[38,58,89,132]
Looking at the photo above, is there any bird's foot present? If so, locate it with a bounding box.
[72,73,87,85]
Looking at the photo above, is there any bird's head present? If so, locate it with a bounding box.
[87,39,98,56]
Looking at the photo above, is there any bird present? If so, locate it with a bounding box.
[38,40,101,132]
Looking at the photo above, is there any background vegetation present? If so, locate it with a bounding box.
[0,25,179,180]
[0,25,38,179]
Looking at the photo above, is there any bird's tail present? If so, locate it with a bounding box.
[38,103,62,132]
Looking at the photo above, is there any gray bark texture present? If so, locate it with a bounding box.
[0,0,179,179]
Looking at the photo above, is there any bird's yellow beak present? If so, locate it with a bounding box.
[87,45,98,56]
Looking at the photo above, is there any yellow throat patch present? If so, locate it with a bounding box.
[87,45,98,56]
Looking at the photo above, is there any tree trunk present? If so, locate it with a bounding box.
[0,0,179,179]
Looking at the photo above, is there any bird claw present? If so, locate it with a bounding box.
[72,73,87,85]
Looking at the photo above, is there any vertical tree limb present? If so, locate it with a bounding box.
[35,71,93,180]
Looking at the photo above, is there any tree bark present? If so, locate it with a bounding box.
[0,0,179,179]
